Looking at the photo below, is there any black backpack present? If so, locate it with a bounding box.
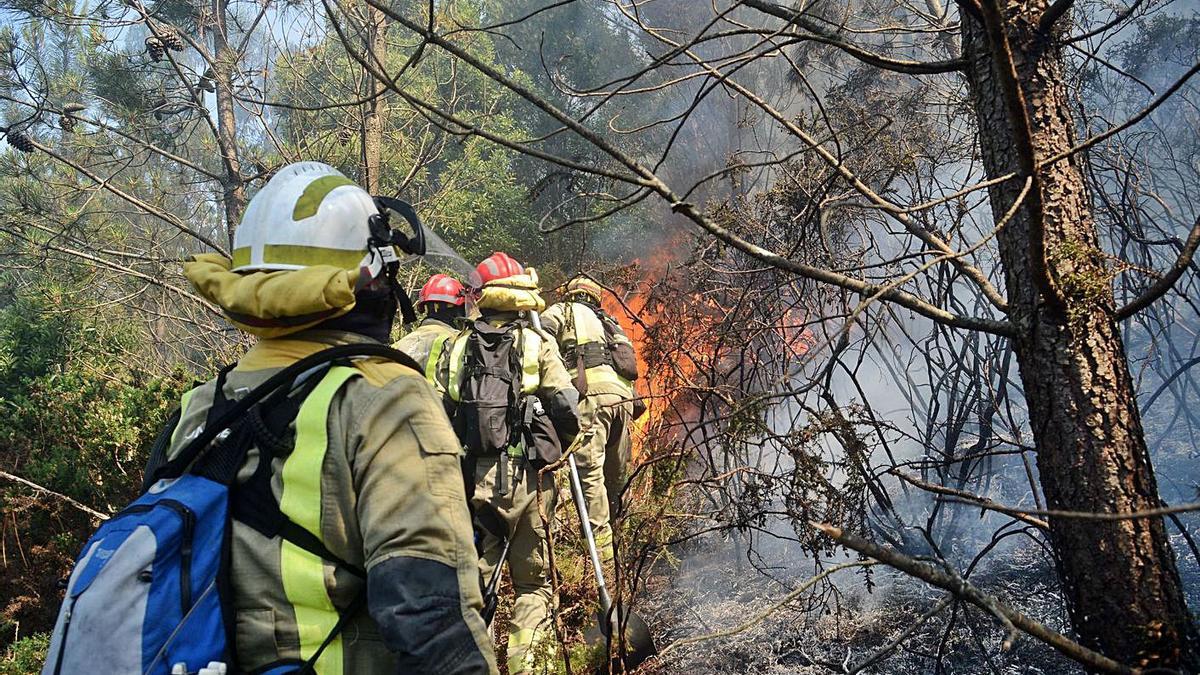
[594,307,640,382]
[452,319,562,470]
[563,301,640,387]
[453,319,522,457]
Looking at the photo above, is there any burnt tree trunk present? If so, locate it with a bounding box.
[961,1,1197,669]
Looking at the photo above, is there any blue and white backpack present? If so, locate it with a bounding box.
[41,344,420,675]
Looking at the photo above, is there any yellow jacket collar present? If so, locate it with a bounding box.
[184,253,358,338]
[239,330,413,387]
[238,330,379,371]
[476,273,545,312]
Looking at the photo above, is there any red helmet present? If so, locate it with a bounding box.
[476,252,524,285]
[418,274,465,306]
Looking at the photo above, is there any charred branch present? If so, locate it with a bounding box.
[814,523,1136,674]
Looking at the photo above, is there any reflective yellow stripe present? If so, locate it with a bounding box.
[507,627,537,674]
[231,244,365,270]
[279,366,359,674]
[447,334,469,402]
[583,365,631,388]
[594,526,613,548]
[509,627,536,646]
[231,247,251,269]
[520,328,541,394]
[594,526,615,563]
[169,388,197,445]
[425,334,450,389]
[263,244,364,269]
[292,175,356,220]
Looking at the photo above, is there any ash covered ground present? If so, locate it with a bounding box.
[637,535,1088,674]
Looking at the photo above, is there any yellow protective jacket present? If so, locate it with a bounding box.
[151,330,497,675]
[541,301,634,398]
[394,317,457,388]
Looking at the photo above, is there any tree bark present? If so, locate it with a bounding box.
[360,2,387,193]
[961,3,1198,669]
[210,0,247,248]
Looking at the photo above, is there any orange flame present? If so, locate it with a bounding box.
[602,290,660,461]
[601,243,718,462]
[600,238,817,463]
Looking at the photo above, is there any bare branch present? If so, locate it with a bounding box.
[740,0,966,74]
[0,470,110,521]
[1038,0,1074,33]
[358,0,1015,335]
[892,470,1049,529]
[1117,216,1200,320]
[1045,60,1200,167]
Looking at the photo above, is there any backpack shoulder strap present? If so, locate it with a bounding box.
[445,329,473,403]
[151,343,420,485]
[140,406,181,494]
[594,306,630,349]
[148,364,238,484]
[425,333,452,385]
[276,365,359,555]
[229,365,360,571]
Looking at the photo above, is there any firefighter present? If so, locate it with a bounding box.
[541,275,640,564]
[395,273,465,388]
[156,162,496,674]
[440,252,580,675]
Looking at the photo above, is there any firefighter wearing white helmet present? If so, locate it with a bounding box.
[157,162,498,674]
[233,162,396,279]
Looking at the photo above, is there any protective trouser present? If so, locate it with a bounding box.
[472,455,559,674]
[573,391,634,563]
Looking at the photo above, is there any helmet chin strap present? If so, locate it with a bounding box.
[387,261,418,325]
[358,244,417,326]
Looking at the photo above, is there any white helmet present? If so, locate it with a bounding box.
[233,161,395,283]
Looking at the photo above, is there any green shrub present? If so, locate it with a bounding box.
[0,289,191,645]
[0,633,49,675]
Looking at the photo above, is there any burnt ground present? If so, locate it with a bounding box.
[634,535,1087,675]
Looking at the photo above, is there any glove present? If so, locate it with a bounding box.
[632,397,648,420]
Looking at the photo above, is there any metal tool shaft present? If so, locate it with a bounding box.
[568,453,612,612]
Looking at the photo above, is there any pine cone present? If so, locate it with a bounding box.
[6,130,35,153]
[59,115,75,132]
[145,36,165,62]
[62,102,85,114]
[159,28,184,52]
